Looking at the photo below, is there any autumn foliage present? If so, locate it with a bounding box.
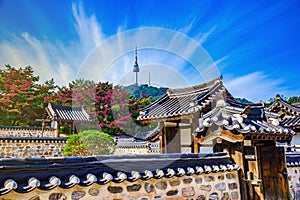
[0,65,153,135]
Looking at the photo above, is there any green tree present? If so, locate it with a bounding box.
[63,130,115,156]
[287,96,300,104]
[0,65,54,126]
[63,134,89,156]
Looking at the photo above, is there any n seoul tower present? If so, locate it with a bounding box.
[132,46,140,86]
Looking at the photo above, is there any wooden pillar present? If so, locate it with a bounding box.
[55,122,60,137]
[159,121,164,154]
[226,141,249,200]
[193,137,199,153]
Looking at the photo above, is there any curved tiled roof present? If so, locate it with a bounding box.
[45,103,91,121]
[268,95,300,116]
[0,153,238,195]
[134,125,160,141]
[292,102,300,108]
[196,99,294,141]
[138,77,232,121]
[268,95,300,128]
[286,152,300,167]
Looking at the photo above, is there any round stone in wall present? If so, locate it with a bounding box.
[226,173,236,179]
[88,188,99,196]
[166,189,179,197]
[218,175,224,180]
[215,183,226,191]
[183,178,193,184]
[29,196,40,200]
[200,184,212,191]
[71,191,86,200]
[139,197,150,200]
[182,186,195,197]
[209,192,219,200]
[144,183,155,193]
[231,191,239,199]
[155,181,167,190]
[127,184,142,192]
[196,195,205,200]
[108,186,123,194]
[204,176,215,182]
[221,192,230,200]
[49,193,67,200]
[228,183,238,190]
[169,178,180,186]
[195,177,202,184]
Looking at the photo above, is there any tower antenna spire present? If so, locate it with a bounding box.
[132,45,140,86]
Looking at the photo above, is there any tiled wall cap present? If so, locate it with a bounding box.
[23,177,40,191]
[0,179,17,195]
[155,169,164,178]
[65,175,80,187]
[166,168,175,177]
[83,174,97,185]
[204,165,212,173]
[129,171,141,181]
[196,166,204,174]
[143,170,153,179]
[115,172,127,182]
[45,176,61,189]
[212,165,220,172]
[187,167,195,175]
[100,172,113,184]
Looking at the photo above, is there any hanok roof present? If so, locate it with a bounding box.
[286,152,300,167]
[268,95,300,129]
[292,102,300,108]
[45,103,91,122]
[268,94,300,116]
[138,77,233,122]
[195,99,294,143]
[134,125,160,141]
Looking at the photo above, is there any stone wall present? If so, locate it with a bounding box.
[287,152,300,199]
[0,126,55,138]
[114,137,160,155]
[0,153,240,199]
[0,137,67,158]
[3,170,240,200]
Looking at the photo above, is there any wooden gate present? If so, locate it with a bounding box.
[258,146,290,200]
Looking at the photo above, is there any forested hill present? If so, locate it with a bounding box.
[123,84,168,100]
[234,98,253,104]
[123,84,255,105]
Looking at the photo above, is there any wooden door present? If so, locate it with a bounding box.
[258,146,290,200]
[165,127,180,153]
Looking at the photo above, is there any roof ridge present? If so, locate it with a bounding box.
[269,94,300,113]
[167,76,222,97]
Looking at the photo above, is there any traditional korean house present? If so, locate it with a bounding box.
[43,103,91,137]
[268,94,300,134]
[138,77,294,199]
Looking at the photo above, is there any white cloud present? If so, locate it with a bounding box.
[0,33,75,85]
[0,2,106,86]
[72,2,105,54]
[195,25,217,45]
[223,72,288,102]
[0,3,220,90]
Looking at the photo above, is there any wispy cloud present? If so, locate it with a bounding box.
[223,72,289,102]
[195,25,217,45]
[0,2,106,86]
[0,33,75,85]
[72,2,105,54]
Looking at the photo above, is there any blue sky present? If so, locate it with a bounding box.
[0,0,299,102]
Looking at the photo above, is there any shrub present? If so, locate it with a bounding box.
[63,130,115,156]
